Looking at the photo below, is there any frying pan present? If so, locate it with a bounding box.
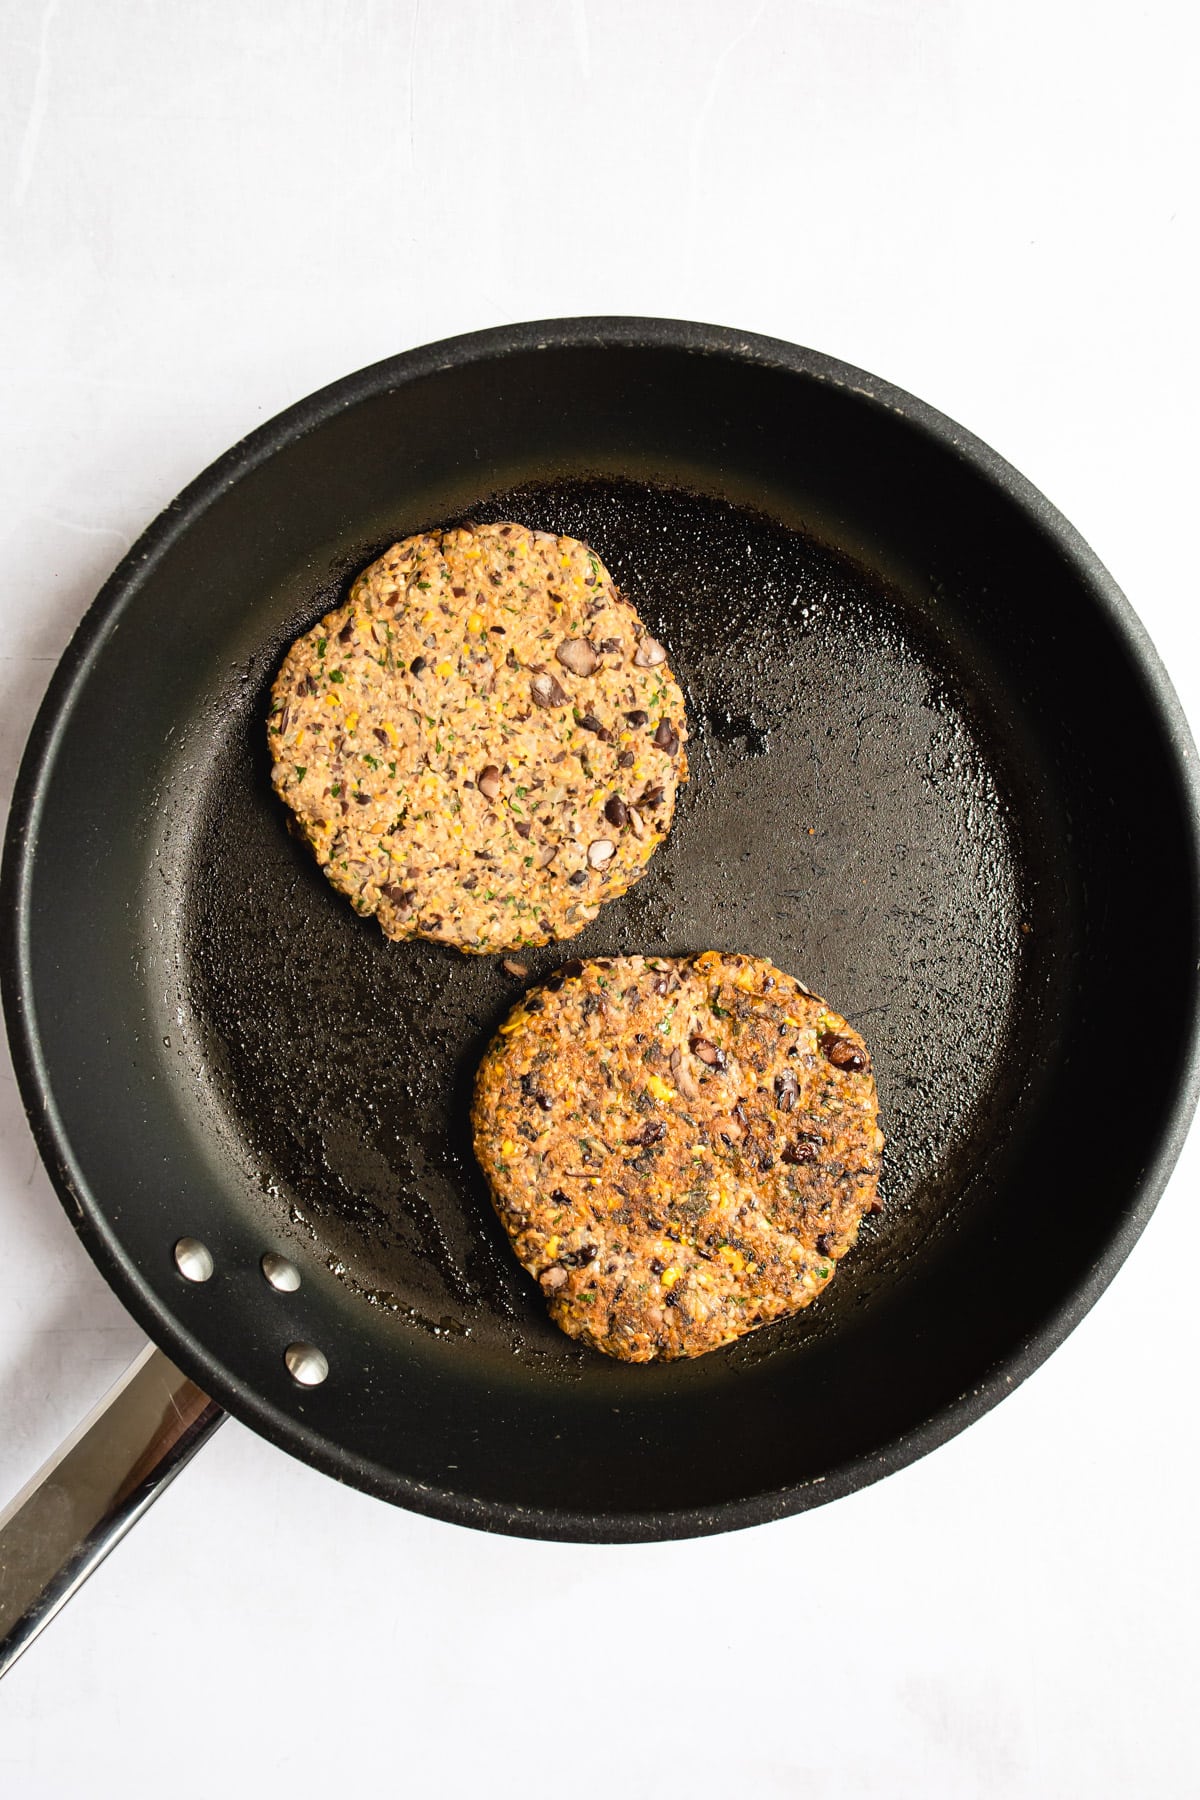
[3,318,1198,1670]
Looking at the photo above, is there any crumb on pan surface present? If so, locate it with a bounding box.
[267,522,688,953]
[473,952,884,1361]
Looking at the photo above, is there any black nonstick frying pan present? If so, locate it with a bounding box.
[3,317,1199,1669]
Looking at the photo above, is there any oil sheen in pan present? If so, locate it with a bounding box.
[178,479,1035,1371]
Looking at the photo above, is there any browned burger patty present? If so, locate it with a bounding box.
[267,522,688,954]
[472,952,884,1361]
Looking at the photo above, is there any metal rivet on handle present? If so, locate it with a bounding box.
[261,1252,301,1292]
[284,1343,328,1387]
[174,1238,214,1283]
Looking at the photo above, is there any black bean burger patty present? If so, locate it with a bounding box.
[267,523,688,955]
[472,952,884,1361]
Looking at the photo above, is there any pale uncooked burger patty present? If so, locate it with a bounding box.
[472,952,884,1362]
[267,523,688,954]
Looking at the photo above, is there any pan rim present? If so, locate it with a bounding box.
[4,314,1200,1542]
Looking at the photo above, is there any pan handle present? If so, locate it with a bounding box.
[0,1344,224,1677]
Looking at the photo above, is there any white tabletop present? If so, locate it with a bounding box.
[3,3,1199,1793]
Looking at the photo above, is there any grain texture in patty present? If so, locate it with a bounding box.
[267,523,688,953]
[473,953,884,1361]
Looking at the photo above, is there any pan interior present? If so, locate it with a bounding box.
[176,478,1033,1376]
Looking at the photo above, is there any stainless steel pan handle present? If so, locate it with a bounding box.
[0,1345,224,1677]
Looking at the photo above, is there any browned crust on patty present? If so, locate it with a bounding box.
[472,953,884,1361]
[267,523,688,954]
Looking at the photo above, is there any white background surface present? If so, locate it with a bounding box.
[2,2,1198,1794]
